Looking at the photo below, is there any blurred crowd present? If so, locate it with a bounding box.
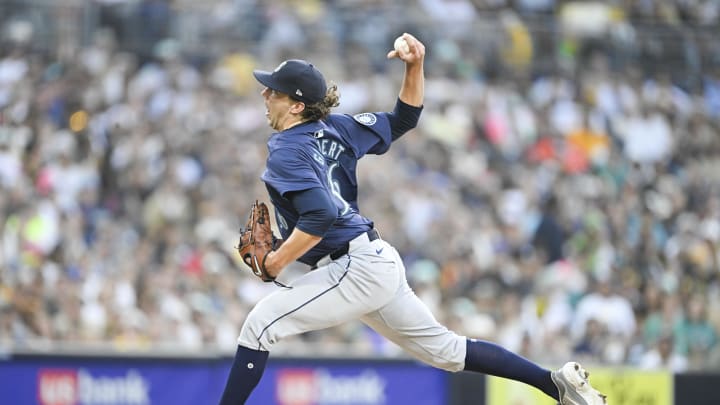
[1,0,720,372]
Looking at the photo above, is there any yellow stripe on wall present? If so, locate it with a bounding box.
[487,368,672,405]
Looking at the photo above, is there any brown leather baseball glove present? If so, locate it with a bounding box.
[237,200,282,282]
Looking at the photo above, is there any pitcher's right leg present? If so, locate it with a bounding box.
[361,283,561,400]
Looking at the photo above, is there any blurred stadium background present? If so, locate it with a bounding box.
[0,0,719,404]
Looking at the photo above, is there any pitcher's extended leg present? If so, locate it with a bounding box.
[361,282,559,400]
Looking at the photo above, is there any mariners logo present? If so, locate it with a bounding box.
[353,113,377,126]
[274,61,287,72]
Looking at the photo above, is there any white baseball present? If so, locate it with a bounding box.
[394,36,410,54]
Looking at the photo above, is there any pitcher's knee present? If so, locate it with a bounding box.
[415,335,467,372]
[236,310,278,351]
[428,356,466,372]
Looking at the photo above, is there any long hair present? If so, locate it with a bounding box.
[296,82,340,122]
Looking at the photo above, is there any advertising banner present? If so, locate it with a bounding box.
[0,356,445,405]
[253,362,444,405]
[0,357,227,405]
[486,367,673,405]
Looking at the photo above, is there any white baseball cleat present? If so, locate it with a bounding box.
[551,362,607,405]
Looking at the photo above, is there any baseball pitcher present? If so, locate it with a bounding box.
[219,33,606,405]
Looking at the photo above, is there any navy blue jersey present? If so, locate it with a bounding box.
[317,111,394,211]
[261,121,373,266]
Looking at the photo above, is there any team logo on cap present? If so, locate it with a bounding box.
[353,113,377,126]
[274,61,287,72]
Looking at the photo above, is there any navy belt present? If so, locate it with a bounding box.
[329,229,380,260]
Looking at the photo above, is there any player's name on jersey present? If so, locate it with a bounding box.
[317,137,346,160]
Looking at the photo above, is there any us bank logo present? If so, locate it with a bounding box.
[38,368,150,405]
[276,368,387,405]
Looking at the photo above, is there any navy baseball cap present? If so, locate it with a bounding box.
[253,59,327,104]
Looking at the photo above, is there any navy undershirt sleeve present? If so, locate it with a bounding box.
[288,187,337,237]
[387,98,423,141]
